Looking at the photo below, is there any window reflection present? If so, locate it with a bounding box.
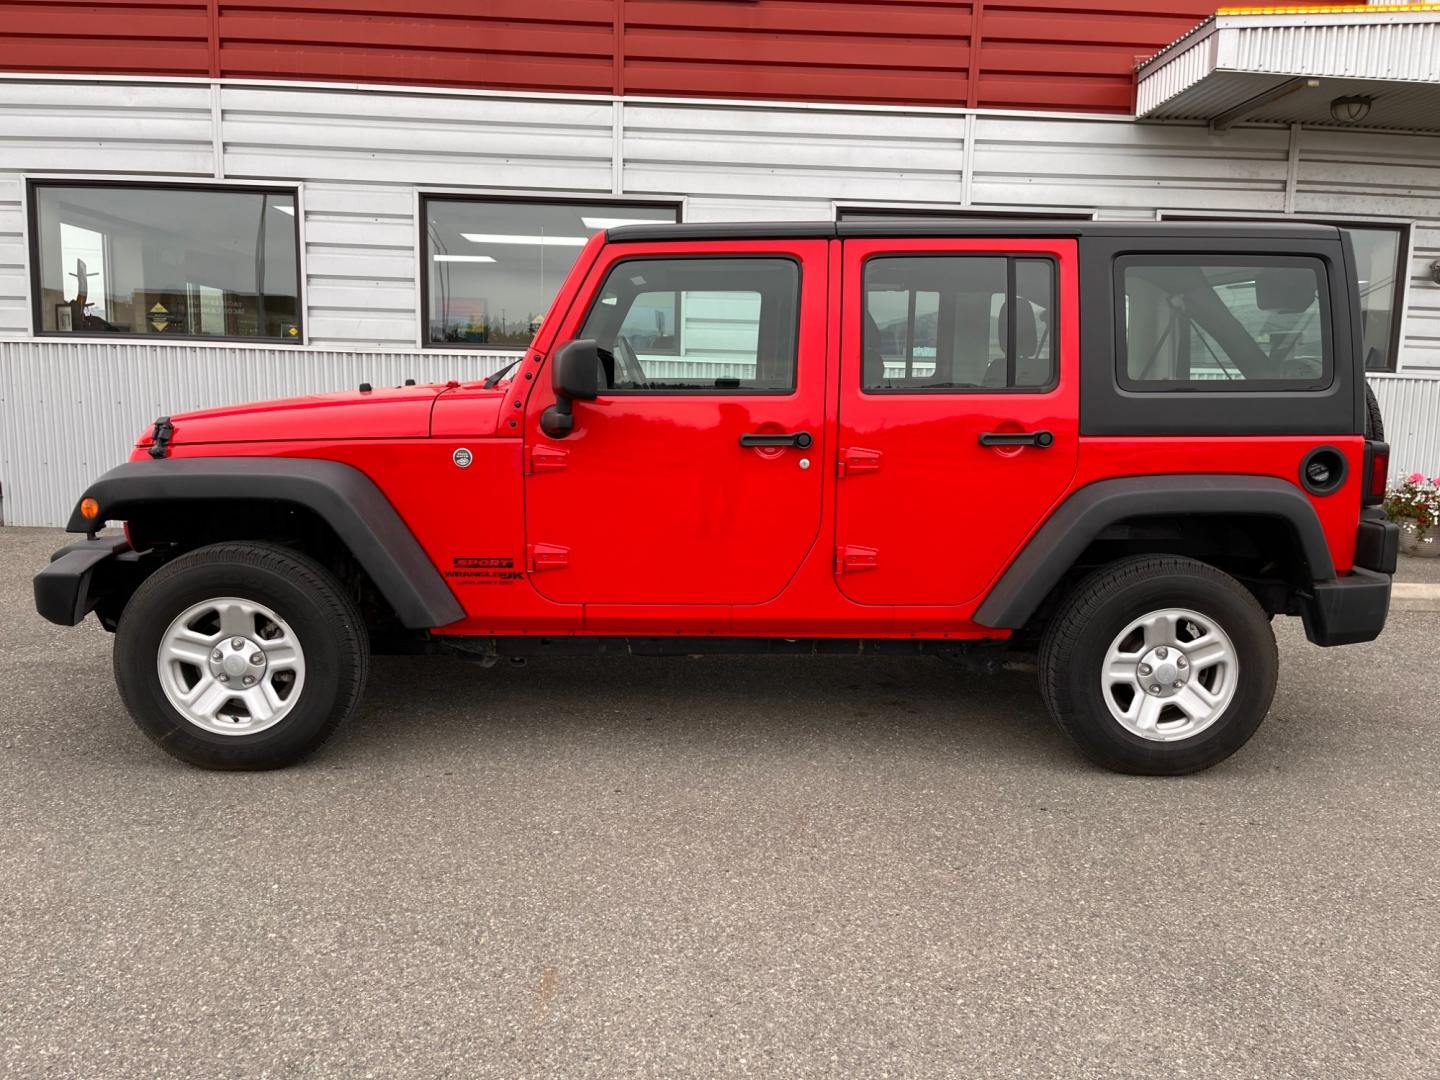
[424,199,679,348]
[34,184,300,340]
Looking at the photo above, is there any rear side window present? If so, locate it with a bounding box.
[862,256,1056,392]
[577,257,799,392]
[1119,257,1331,391]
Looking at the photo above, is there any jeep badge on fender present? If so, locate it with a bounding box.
[34,220,1395,774]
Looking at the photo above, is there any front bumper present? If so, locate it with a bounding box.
[33,537,134,627]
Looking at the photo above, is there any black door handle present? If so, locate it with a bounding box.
[740,431,813,449]
[978,430,1054,448]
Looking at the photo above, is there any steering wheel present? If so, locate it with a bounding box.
[613,334,645,389]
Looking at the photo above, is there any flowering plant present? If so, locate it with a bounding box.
[1384,472,1440,539]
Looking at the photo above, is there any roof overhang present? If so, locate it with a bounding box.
[1137,4,1440,133]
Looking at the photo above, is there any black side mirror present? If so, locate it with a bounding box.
[540,339,605,438]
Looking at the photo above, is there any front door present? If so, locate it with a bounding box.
[834,238,1080,606]
[524,240,829,606]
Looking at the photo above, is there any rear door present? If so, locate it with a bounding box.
[523,240,829,605]
[834,238,1080,605]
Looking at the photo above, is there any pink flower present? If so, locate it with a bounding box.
[1408,472,1425,484]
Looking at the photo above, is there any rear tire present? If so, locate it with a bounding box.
[114,542,369,770]
[1038,555,1277,775]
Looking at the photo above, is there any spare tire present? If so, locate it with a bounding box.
[1365,382,1385,441]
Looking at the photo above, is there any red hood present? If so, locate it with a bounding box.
[137,384,455,447]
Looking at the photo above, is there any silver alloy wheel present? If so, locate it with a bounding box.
[156,597,306,736]
[1101,607,1239,742]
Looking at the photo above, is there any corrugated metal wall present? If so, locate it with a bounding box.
[1370,375,1440,478]
[0,341,510,526]
[3,74,1440,523]
[0,1,1218,113]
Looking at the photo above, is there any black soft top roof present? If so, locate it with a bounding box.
[605,220,1343,243]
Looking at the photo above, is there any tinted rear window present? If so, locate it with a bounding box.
[1118,257,1331,391]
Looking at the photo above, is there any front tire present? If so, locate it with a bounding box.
[114,542,369,770]
[1038,556,1277,775]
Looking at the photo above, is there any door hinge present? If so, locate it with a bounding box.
[528,445,569,474]
[527,543,570,572]
[837,447,881,478]
[836,544,879,574]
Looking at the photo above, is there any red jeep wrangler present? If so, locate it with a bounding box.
[35,221,1396,775]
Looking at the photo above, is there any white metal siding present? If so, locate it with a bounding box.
[971,116,1291,211]
[1406,222,1440,372]
[0,175,25,335]
[1223,17,1440,84]
[1371,374,1440,476]
[623,104,966,209]
[4,76,1440,523]
[0,340,510,526]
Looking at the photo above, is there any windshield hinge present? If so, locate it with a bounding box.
[147,416,174,459]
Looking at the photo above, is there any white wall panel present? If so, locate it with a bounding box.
[1295,128,1440,221]
[220,88,614,191]
[0,80,214,176]
[0,175,26,335]
[1370,375,1440,477]
[0,340,511,526]
[1405,222,1440,372]
[623,105,965,204]
[971,117,1291,210]
[299,182,418,348]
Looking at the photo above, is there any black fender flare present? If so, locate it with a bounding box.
[67,458,465,630]
[973,474,1336,630]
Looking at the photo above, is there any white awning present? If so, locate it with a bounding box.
[1137,4,1440,133]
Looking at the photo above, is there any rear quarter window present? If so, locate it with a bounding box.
[1117,256,1332,392]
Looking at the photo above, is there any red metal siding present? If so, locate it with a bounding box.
[621,1,976,106]
[0,0,1243,113]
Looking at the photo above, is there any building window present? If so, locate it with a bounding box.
[31,183,301,341]
[1161,216,1407,372]
[1118,257,1331,391]
[862,255,1057,392]
[423,197,680,349]
[577,257,800,392]
[1346,226,1406,372]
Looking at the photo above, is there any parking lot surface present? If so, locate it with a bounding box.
[2,525,1437,1079]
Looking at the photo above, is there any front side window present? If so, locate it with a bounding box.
[424,198,679,348]
[862,255,1057,392]
[32,184,300,340]
[1120,259,1330,390]
[577,257,800,392]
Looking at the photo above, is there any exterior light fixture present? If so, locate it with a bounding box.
[1329,95,1373,124]
[1431,260,1440,285]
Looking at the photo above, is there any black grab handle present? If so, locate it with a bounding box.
[740,431,813,449]
[978,430,1054,448]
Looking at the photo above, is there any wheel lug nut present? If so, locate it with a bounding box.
[243,675,255,686]
[1177,657,1187,669]
[1172,680,1183,689]
[1149,684,1162,694]
[212,650,223,661]
[231,638,245,649]
[250,653,263,665]
[217,673,230,683]
[1155,647,1168,660]
[1138,663,1152,676]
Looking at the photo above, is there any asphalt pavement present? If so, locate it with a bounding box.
[2,526,1437,1079]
